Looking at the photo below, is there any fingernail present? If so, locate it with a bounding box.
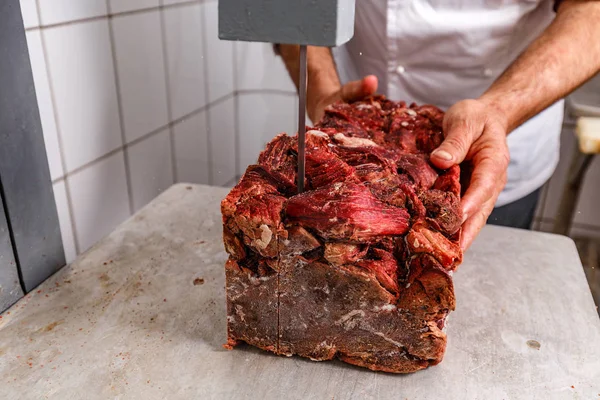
[433,150,453,161]
[461,213,468,224]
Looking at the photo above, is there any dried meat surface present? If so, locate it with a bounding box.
[221,96,463,373]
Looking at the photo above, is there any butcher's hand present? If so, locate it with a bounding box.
[430,100,510,251]
[309,75,378,123]
[427,0,600,250]
[277,46,378,123]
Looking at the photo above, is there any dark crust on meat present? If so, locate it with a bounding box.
[221,96,462,373]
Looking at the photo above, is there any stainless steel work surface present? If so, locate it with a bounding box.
[1,183,599,400]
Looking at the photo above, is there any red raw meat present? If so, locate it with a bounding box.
[221,96,463,373]
[286,182,410,241]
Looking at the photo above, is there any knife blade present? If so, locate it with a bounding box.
[297,45,307,193]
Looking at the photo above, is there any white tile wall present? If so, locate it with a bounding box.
[19,0,39,29]
[21,0,306,265]
[109,0,159,14]
[235,42,296,93]
[112,11,169,143]
[44,20,122,172]
[209,98,236,186]
[68,152,130,252]
[163,3,207,119]
[237,93,297,176]
[52,181,77,263]
[128,130,174,211]
[173,111,210,184]
[25,30,63,181]
[38,0,107,25]
[203,1,234,102]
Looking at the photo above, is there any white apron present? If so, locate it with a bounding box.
[332,0,563,206]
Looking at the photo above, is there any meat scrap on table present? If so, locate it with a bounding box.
[221,96,463,373]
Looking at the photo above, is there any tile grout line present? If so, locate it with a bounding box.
[171,93,234,126]
[26,0,208,32]
[27,14,106,32]
[35,0,81,256]
[106,0,135,216]
[199,2,214,185]
[50,94,235,185]
[66,147,127,182]
[158,1,178,184]
[237,88,297,96]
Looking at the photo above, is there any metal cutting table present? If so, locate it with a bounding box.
[0,184,599,399]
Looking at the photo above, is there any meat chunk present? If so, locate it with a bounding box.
[396,154,438,189]
[221,96,463,373]
[301,131,358,189]
[421,189,462,235]
[406,222,462,270]
[257,133,298,191]
[286,182,410,242]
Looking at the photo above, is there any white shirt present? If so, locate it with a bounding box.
[332,0,563,207]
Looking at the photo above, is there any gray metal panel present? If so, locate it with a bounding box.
[0,0,65,292]
[218,0,355,46]
[0,193,23,312]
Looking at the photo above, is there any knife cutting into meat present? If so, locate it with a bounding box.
[218,0,356,193]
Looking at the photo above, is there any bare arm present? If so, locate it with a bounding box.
[480,0,600,132]
[278,45,341,106]
[277,45,378,122]
[431,0,600,250]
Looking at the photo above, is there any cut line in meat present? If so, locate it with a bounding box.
[221,96,463,373]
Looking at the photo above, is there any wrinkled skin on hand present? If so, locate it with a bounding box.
[430,99,510,251]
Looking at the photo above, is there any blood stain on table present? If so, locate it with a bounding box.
[42,321,63,332]
[526,340,541,350]
[193,278,205,285]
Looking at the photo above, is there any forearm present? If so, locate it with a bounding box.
[277,45,341,114]
[479,0,600,133]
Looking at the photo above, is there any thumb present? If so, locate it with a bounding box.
[340,75,378,103]
[431,113,480,170]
